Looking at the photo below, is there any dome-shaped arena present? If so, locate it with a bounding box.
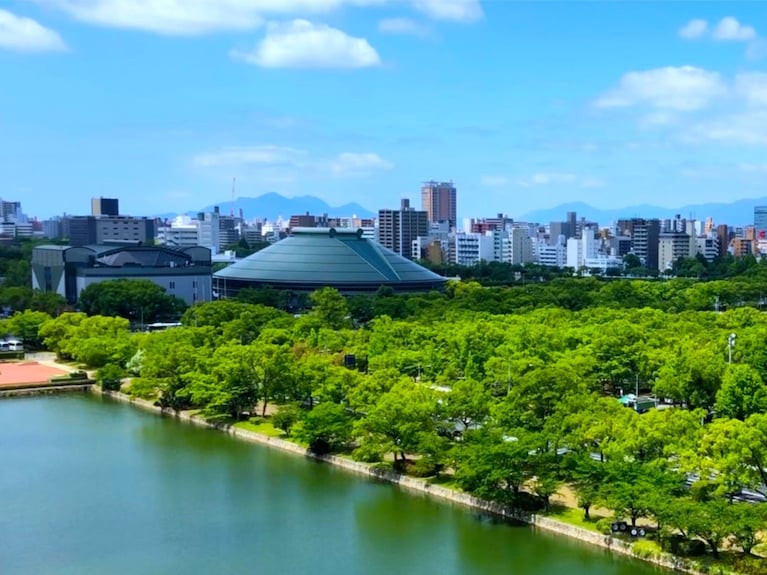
[213,227,447,297]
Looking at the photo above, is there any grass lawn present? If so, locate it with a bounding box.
[234,419,285,438]
[546,504,607,532]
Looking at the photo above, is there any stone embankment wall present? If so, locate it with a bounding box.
[98,389,713,575]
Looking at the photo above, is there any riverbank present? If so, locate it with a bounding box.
[96,388,720,575]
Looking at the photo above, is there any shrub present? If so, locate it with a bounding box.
[352,441,384,463]
[97,364,123,392]
[595,518,614,535]
[632,540,660,560]
[125,377,158,400]
[272,404,301,435]
[404,458,441,478]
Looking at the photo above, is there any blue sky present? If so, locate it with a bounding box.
[1,1,766,220]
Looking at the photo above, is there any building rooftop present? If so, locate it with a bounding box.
[214,227,446,293]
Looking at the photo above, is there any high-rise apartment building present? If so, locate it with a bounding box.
[629,218,661,270]
[378,198,429,259]
[755,207,767,235]
[91,197,119,217]
[421,180,457,228]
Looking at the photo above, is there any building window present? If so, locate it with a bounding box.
[169,281,175,289]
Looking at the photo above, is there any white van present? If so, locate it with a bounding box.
[0,340,23,352]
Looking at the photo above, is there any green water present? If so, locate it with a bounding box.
[0,395,662,575]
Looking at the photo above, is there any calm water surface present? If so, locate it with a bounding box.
[0,395,663,575]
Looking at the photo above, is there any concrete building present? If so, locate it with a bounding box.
[91,197,119,217]
[755,206,767,235]
[421,180,457,228]
[213,227,446,297]
[629,219,661,270]
[455,232,494,266]
[658,232,696,271]
[378,198,429,260]
[31,243,212,305]
[501,228,534,265]
[566,226,600,269]
[66,215,156,247]
[534,238,567,268]
[696,236,720,261]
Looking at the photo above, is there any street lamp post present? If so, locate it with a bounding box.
[728,333,737,364]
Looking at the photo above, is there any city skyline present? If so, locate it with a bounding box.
[2,1,766,219]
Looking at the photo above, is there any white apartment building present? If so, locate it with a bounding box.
[566,227,600,269]
[500,227,534,265]
[533,238,567,268]
[658,232,697,271]
[696,236,720,261]
[455,232,495,266]
[156,214,221,254]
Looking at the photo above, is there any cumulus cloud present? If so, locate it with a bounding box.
[378,17,429,37]
[194,145,392,178]
[31,0,386,35]
[713,17,756,41]
[232,20,380,68]
[0,8,67,52]
[594,66,726,111]
[735,72,767,107]
[193,145,305,167]
[329,152,393,175]
[412,0,483,23]
[480,175,509,187]
[33,0,484,35]
[678,18,708,39]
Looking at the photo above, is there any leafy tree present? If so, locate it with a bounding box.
[78,279,186,323]
[97,364,124,391]
[5,310,51,349]
[272,404,302,435]
[715,363,767,420]
[295,402,354,454]
[309,287,350,330]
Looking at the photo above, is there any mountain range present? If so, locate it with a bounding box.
[199,193,375,221]
[519,198,767,227]
[158,193,767,227]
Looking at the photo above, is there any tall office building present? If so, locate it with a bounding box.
[630,218,661,270]
[421,180,457,228]
[91,197,119,217]
[754,206,767,235]
[378,198,429,259]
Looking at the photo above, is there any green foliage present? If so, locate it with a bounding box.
[97,364,123,391]
[272,404,301,435]
[296,402,354,455]
[3,310,51,349]
[78,279,186,323]
[309,287,350,330]
[632,540,661,560]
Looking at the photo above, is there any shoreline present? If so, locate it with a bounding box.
[96,388,708,575]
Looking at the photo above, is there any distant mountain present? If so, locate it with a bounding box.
[199,193,375,221]
[520,197,767,227]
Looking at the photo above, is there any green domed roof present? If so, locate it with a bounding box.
[213,228,446,294]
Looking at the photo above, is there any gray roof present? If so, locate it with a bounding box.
[214,228,446,290]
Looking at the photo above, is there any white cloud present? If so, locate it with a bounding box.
[0,9,67,52]
[193,145,305,168]
[735,72,767,107]
[412,0,482,23]
[378,17,429,37]
[740,163,767,173]
[679,19,708,40]
[746,39,767,60]
[194,146,392,178]
[517,173,603,188]
[594,66,726,111]
[232,20,380,69]
[519,173,577,187]
[329,152,392,176]
[32,0,385,35]
[712,17,756,41]
[687,110,767,145]
[480,175,509,187]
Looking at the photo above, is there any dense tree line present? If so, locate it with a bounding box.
[29,285,767,569]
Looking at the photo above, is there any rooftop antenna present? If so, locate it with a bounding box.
[231,177,236,217]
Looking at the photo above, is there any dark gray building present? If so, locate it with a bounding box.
[629,219,661,270]
[214,227,446,297]
[32,243,211,305]
[65,215,156,246]
[378,198,429,260]
[91,197,119,217]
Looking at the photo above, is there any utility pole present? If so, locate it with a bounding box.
[728,333,737,364]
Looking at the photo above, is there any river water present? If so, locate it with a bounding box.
[0,395,662,574]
